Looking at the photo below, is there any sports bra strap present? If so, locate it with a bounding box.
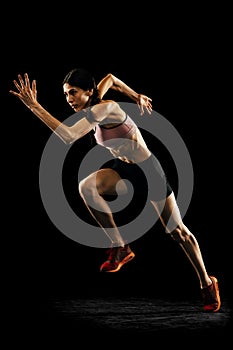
[99,114,128,129]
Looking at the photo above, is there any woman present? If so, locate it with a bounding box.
[10,68,221,312]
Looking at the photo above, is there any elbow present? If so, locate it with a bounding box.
[106,73,114,81]
[105,73,117,87]
[107,74,122,92]
[109,73,117,86]
[55,125,77,145]
[63,138,74,145]
[58,135,75,145]
[65,131,78,145]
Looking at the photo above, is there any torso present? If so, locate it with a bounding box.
[94,114,151,163]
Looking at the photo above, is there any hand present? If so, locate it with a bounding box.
[9,73,38,110]
[137,94,152,115]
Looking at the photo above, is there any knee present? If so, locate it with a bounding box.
[168,225,190,243]
[79,178,95,199]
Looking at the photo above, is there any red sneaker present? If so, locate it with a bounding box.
[201,276,221,312]
[100,244,135,272]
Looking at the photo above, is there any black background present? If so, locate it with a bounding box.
[3,4,232,344]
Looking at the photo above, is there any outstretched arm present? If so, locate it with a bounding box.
[97,73,152,115]
[9,73,95,144]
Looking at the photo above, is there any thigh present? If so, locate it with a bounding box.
[89,168,129,195]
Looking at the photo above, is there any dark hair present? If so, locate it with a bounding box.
[63,68,101,105]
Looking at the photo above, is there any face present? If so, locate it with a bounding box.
[63,83,92,112]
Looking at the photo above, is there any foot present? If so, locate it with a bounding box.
[100,244,135,272]
[201,276,221,312]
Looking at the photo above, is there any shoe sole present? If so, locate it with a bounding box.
[103,252,135,273]
[203,275,221,312]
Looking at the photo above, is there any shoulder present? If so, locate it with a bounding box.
[98,99,118,106]
[92,100,121,113]
[89,100,125,123]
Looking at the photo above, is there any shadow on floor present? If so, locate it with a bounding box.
[37,295,232,345]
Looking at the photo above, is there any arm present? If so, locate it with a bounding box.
[97,73,152,115]
[9,73,96,145]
